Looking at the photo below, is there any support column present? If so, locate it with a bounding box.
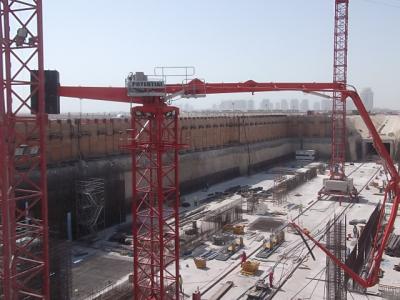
[131,101,181,300]
[0,1,49,298]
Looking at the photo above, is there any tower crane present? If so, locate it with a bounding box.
[59,79,346,299]
[319,0,358,200]
[0,0,398,299]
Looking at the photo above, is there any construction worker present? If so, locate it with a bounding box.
[241,251,247,266]
[268,268,274,288]
[353,225,359,239]
[192,287,201,300]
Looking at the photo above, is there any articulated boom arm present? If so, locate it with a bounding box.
[59,79,399,289]
[58,80,345,103]
[294,90,400,288]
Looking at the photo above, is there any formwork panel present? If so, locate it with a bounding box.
[94,119,107,156]
[105,119,114,154]
[47,120,63,163]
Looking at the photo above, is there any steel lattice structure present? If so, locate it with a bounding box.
[60,82,345,300]
[1,0,399,298]
[331,0,349,179]
[130,102,180,299]
[0,0,49,298]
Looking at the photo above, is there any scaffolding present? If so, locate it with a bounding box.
[326,214,347,300]
[246,196,260,214]
[272,175,288,206]
[76,178,106,236]
[180,198,243,254]
[201,198,243,234]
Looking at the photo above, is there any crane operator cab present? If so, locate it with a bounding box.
[125,71,165,97]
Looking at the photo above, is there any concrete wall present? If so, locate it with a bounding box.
[180,138,296,192]
[49,137,296,238]
[347,114,400,161]
[16,114,333,165]
[46,158,127,239]
[24,114,400,165]
[25,113,399,238]
[37,114,333,237]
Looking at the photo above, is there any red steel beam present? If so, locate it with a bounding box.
[59,82,400,291]
[293,90,400,288]
[0,0,50,298]
[347,90,400,285]
[58,82,344,103]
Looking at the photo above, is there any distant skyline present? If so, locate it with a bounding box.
[43,0,400,112]
[193,96,366,112]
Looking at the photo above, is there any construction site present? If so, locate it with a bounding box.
[0,1,400,300]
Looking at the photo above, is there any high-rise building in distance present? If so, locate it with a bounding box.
[313,101,321,111]
[360,88,374,111]
[321,99,330,111]
[290,98,299,111]
[300,99,309,111]
[260,99,272,110]
[281,99,289,111]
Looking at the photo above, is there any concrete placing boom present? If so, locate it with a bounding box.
[59,78,399,295]
[58,79,346,299]
[58,81,345,103]
[292,90,400,289]
[0,0,398,299]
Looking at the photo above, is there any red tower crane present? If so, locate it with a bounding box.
[331,0,349,179]
[59,80,400,296]
[59,80,345,299]
[0,1,49,299]
[319,0,358,200]
[0,0,398,299]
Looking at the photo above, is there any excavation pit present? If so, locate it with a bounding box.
[248,217,285,232]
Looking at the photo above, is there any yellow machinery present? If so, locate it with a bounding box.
[263,231,285,250]
[194,257,207,269]
[228,243,237,253]
[241,260,260,276]
[233,225,245,235]
[228,237,244,253]
[223,224,245,235]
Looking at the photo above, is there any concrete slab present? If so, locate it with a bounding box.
[72,251,132,299]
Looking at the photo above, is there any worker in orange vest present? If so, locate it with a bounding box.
[192,287,201,300]
[241,251,247,266]
[268,268,274,288]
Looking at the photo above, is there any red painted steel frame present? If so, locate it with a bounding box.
[58,82,345,103]
[0,0,396,297]
[331,0,349,179]
[0,0,49,299]
[130,99,181,299]
[60,80,400,292]
[60,81,345,299]
[293,90,400,288]
[62,82,400,292]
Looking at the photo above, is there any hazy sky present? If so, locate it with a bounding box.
[43,0,400,112]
